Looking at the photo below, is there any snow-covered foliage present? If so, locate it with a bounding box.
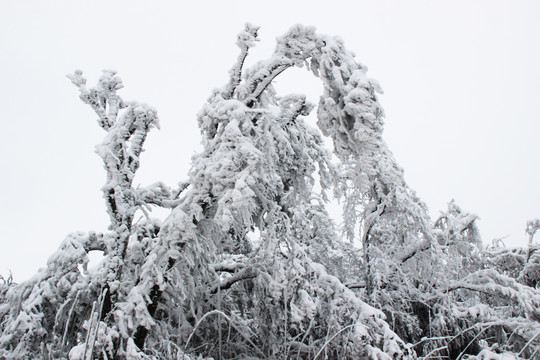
[1,24,538,359]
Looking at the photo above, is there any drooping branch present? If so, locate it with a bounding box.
[135,181,189,210]
[248,59,294,101]
[436,269,540,320]
[210,266,257,293]
[398,238,431,264]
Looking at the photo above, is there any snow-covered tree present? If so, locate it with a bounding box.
[1,24,539,360]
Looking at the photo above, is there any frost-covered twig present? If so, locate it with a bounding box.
[185,310,265,358]
[517,329,540,357]
[61,290,80,349]
[225,23,259,99]
[455,323,494,360]
[313,323,362,360]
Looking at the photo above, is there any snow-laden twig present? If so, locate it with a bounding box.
[455,323,495,360]
[61,290,80,349]
[184,310,265,359]
[517,329,540,357]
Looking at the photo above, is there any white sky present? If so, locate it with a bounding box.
[1,1,539,281]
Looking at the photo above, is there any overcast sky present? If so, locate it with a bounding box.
[1,0,539,281]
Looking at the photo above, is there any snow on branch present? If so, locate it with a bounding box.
[440,269,540,320]
[225,23,260,99]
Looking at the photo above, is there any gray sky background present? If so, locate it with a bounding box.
[1,0,539,281]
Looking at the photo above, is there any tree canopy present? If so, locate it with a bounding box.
[0,24,538,360]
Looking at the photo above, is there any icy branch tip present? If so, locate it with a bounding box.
[236,23,260,49]
[66,70,86,87]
